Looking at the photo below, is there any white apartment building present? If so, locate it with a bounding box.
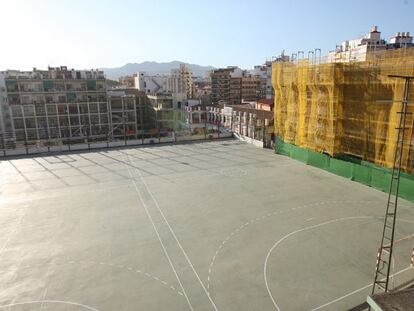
[134,64,194,99]
[135,72,168,94]
[248,61,273,99]
[389,32,413,48]
[327,26,412,63]
[328,26,387,62]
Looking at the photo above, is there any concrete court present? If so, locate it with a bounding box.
[0,139,413,311]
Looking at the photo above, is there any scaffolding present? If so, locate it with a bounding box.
[272,48,414,174]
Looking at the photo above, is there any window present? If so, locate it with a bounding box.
[90,115,99,125]
[48,117,58,127]
[37,117,47,128]
[25,118,36,128]
[70,116,80,126]
[79,104,89,114]
[47,105,57,115]
[59,116,69,127]
[11,106,22,117]
[69,104,78,114]
[13,118,25,129]
[89,103,98,113]
[35,105,46,116]
[100,114,108,124]
[99,103,108,113]
[23,106,35,116]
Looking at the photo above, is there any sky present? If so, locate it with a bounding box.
[0,0,413,70]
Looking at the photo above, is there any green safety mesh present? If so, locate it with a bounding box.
[275,137,414,202]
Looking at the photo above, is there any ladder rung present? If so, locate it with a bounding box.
[386,213,395,216]
[395,127,409,130]
[396,111,413,115]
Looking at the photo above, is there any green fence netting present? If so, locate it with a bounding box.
[275,137,414,202]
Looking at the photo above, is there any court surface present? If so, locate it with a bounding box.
[0,139,413,311]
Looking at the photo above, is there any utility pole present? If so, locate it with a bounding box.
[370,75,413,298]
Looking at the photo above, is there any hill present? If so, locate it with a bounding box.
[101,61,215,80]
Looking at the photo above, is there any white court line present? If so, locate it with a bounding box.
[134,156,219,310]
[264,216,374,311]
[124,155,194,311]
[38,287,48,311]
[311,218,414,311]
[310,266,413,310]
[207,200,381,292]
[0,300,100,310]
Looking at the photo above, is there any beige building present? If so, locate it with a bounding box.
[167,64,193,99]
[211,67,266,105]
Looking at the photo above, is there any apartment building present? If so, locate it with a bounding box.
[388,31,413,49]
[135,72,168,94]
[211,67,266,105]
[211,67,236,105]
[168,64,193,99]
[134,64,194,99]
[250,62,273,99]
[327,26,413,63]
[0,66,108,149]
[119,75,137,88]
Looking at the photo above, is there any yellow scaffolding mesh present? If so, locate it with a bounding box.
[272,48,414,174]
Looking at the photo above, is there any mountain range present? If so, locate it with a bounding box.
[101,61,215,80]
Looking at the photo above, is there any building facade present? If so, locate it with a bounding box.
[0,66,108,149]
[107,88,155,141]
[134,64,194,99]
[211,67,267,105]
[327,26,413,63]
[135,73,168,94]
[211,67,236,105]
[167,64,193,99]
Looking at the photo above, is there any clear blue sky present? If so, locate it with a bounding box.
[0,0,413,70]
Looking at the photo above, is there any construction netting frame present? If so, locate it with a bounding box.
[272,48,414,175]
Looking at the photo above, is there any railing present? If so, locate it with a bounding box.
[0,126,233,157]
